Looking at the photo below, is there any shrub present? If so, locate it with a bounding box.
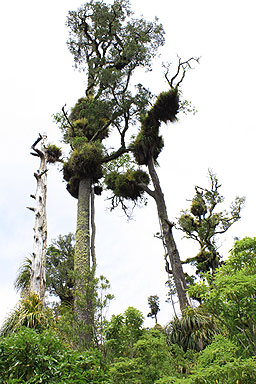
[0,327,110,383]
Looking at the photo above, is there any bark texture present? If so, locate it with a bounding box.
[74,178,94,344]
[29,134,48,300]
[147,157,190,311]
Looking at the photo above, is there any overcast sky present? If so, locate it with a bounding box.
[0,0,255,327]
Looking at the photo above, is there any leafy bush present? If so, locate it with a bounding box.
[109,329,173,384]
[105,307,144,360]
[0,293,54,337]
[165,307,217,352]
[196,334,239,367]
[0,327,110,383]
[190,237,256,356]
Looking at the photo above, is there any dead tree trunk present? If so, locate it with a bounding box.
[147,156,191,312]
[28,134,48,300]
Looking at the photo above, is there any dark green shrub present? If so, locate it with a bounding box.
[0,293,54,337]
[166,307,217,352]
[0,327,110,383]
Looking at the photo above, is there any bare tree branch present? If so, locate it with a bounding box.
[62,104,76,136]
[164,56,200,89]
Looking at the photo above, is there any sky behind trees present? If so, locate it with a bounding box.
[0,0,255,325]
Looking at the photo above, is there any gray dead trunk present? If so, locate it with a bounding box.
[147,157,190,312]
[28,134,48,300]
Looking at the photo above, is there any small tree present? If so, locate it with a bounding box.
[178,170,245,276]
[45,233,75,307]
[147,295,160,324]
[105,307,144,360]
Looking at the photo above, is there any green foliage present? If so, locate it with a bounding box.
[147,295,160,324]
[0,293,53,337]
[66,0,165,83]
[0,327,110,383]
[190,237,256,357]
[227,236,256,273]
[63,141,104,196]
[131,129,164,165]
[68,97,112,142]
[57,0,165,202]
[14,257,32,296]
[131,87,179,165]
[14,235,75,307]
[45,144,62,163]
[52,273,114,350]
[178,170,245,275]
[156,335,251,384]
[103,152,136,175]
[105,307,144,360]
[105,168,150,200]
[165,307,217,352]
[46,233,75,306]
[109,329,174,384]
[151,88,179,123]
[196,334,240,368]
[157,357,256,384]
[190,194,207,217]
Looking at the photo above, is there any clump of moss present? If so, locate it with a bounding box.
[178,214,196,233]
[190,195,207,217]
[63,141,104,198]
[151,88,179,123]
[45,144,62,163]
[131,88,179,165]
[105,169,150,200]
[195,250,219,274]
[68,97,111,141]
[131,131,164,165]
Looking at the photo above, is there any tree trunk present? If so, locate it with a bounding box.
[90,188,96,270]
[29,135,47,300]
[74,178,94,344]
[147,157,190,312]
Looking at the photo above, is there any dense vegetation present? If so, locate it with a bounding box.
[2,236,256,383]
[1,1,255,383]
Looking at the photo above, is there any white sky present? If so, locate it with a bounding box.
[0,0,255,327]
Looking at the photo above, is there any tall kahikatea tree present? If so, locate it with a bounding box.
[55,0,165,344]
[178,170,245,277]
[27,134,62,300]
[105,58,199,312]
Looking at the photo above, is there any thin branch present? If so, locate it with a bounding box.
[164,56,200,89]
[31,134,43,158]
[90,120,112,142]
[62,104,75,136]
[101,146,129,164]
[26,207,35,212]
